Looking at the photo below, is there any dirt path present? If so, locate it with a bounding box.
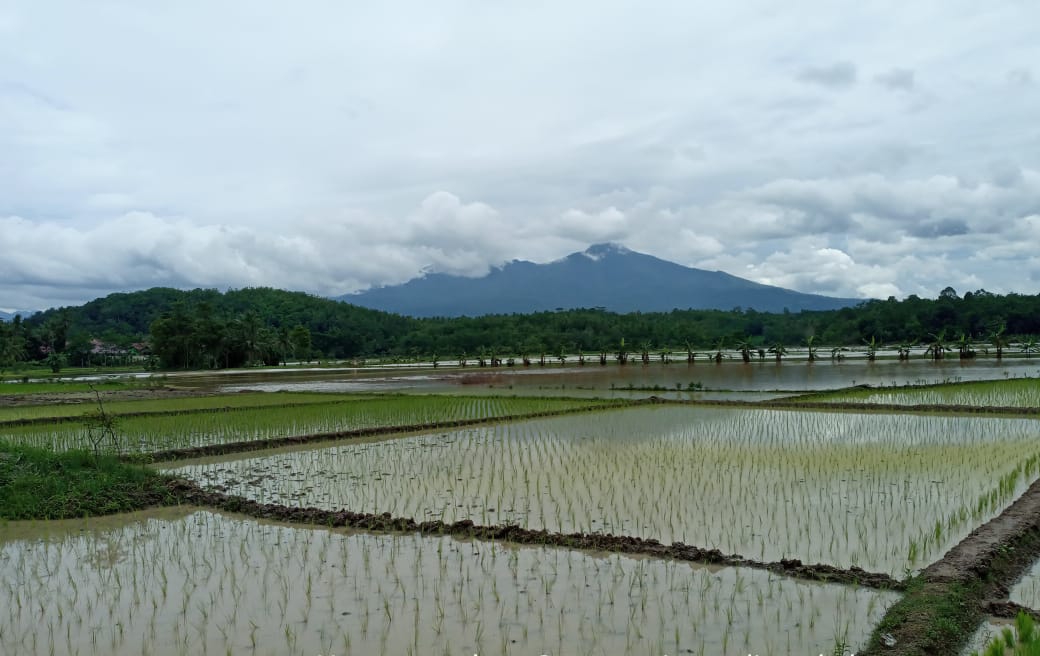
[164,477,901,590]
[861,476,1040,655]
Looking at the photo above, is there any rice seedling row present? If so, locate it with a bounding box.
[0,392,372,424]
[0,510,898,656]
[0,395,609,454]
[170,406,1040,577]
[791,378,1040,409]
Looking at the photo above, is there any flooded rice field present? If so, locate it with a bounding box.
[168,406,1040,577]
[163,357,1040,397]
[0,509,898,656]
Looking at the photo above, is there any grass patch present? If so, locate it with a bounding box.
[0,442,178,519]
[864,577,981,655]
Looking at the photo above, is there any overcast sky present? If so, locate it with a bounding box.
[2,1,1039,311]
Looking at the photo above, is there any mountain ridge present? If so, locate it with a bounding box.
[340,243,864,317]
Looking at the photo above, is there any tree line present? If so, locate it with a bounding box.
[2,285,1039,371]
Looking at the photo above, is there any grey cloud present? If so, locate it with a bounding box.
[1008,68,1034,85]
[907,218,970,238]
[796,62,857,88]
[874,68,915,91]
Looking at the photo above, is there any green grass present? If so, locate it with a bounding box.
[792,378,1040,408]
[0,442,178,519]
[0,391,370,423]
[0,394,612,455]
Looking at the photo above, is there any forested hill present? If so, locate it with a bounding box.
[11,286,1040,368]
[22,288,415,359]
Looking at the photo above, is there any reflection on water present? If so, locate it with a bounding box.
[0,509,898,656]
[192,358,1040,397]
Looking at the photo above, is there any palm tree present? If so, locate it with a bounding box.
[805,335,819,363]
[925,331,948,361]
[768,341,788,363]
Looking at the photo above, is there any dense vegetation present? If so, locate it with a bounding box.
[0,443,178,519]
[1,285,1038,369]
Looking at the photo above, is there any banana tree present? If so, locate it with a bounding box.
[458,351,467,367]
[556,345,567,366]
[768,341,788,363]
[711,338,726,364]
[659,348,671,363]
[1022,337,1039,358]
[863,336,878,362]
[955,333,975,359]
[616,338,629,365]
[639,340,651,365]
[806,335,818,363]
[684,340,697,363]
[830,346,848,361]
[897,341,915,361]
[577,346,585,366]
[734,337,754,364]
[925,331,948,361]
[989,325,1009,359]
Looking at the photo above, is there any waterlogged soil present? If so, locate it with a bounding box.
[168,406,1040,577]
[0,509,899,656]
[202,357,1040,396]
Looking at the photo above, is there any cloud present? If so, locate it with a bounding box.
[2,2,1040,310]
[796,62,858,88]
[874,68,915,91]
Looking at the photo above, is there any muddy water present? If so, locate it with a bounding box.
[0,509,897,656]
[168,406,1040,578]
[1010,558,1040,610]
[158,357,1040,397]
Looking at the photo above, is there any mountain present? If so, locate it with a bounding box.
[0,309,35,322]
[340,243,863,317]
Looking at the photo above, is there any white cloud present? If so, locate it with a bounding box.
[1,1,1039,310]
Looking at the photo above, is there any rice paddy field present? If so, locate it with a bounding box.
[3,368,1040,654]
[0,394,609,454]
[793,378,1040,408]
[168,407,1040,577]
[0,510,898,656]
